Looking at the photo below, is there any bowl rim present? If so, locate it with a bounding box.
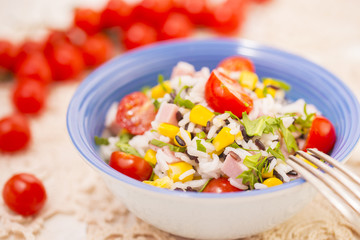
[67,38,360,199]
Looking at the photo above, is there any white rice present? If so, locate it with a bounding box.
[179,169,196,181]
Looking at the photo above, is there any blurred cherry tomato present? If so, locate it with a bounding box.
[0,40,17,71]
[203,177,242,193]
[2,173,47,216]
[218,56,255,72]
[80,33,114,67]
[205,69,253,117]
[159,13,194,40]
[100,0,135,29]
[47,42,84,81]
[13,78,47,114]
[14,40,44,72]
[174,0,210,26]
[74,8,102,35]
[123,22,158,50]
[134,0,174,27]
[0,113,31,152]
[304,116,336,154]
[109,151,153,181]
[116,91,156,135]
[15,53,52,85]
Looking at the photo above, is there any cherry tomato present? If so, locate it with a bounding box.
[14,40,44,72]
[15,53,52,85]
[80,33,114,67]
[116,92,156,135]
[304,116,336,154]
[174,0,210,26]
[0,113,31,152]
[134,0,173,27]
[109,151,153,181]
[13,78,47,114]
[0,40,17,71]
[203,177,242,193]
[122,22,158,50]
[100,0,135,29]
[159,13,194,40]
[205,69,253,117]
[47,42,84,81]
[74,8,102,35]
[2,173,47,216]
[218,56,255,72]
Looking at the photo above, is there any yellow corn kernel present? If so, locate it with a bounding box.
[239,70,258,90]
[262,169,274,179]
[189,105,215,127]
[153,174,159,180]
[143,176,173,188]
[168,162,194,182]
[255,88,265,98]
[174,130,191,147]
[151,81,172,99]
[144,149,157,165]
[212,127,235,152]
[263,177,283,187]
[158,123,180,139]
[265,87,277,98]
[295,154,318,169]
[235,131,243,141]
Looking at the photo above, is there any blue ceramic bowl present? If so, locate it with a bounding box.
[67,39,360,239]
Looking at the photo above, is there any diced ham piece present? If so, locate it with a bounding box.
[154,103,179,126]
[171,61,195,79]
[221,153,249,179]
[162,146,181,164]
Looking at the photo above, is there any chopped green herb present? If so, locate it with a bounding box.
[229,142,240,148]
[243,153,262,170]
[94,136,109,146]
[153,99,160,110]
[266,143,285,162]
[294,103,315,131]
[118,131,133,144]
[141,86,151,94]
[238,153,267,189]
[242,112,280,136]
[174,86,195,109]
[205,137,214,143]
[149,139,186,152]
[196,140,207,153]
[158,74,167,92]
[279,121,299,153]
[196,131,206,139]
[225,111,241,122]
[115,142,142,157]
[238,169,257,190]
[199,179,211,192]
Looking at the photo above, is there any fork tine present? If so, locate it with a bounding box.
[308,148,360,185]
[287,157,360,229]
[296,150,360,201]
[288,155,360,215]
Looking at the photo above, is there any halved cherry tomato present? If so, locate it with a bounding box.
[217,56,255,72]
[14,40,44,72]
[134,0,173,27]
[100,0,135,29]
[304,116,336,154]
[2,173,47,216]
[0,113,31,152]
[203,177,242,193]
[74,8,102,35]
[109,151,153,181]
[116,91,156,135]
[0,40,17,71]
[15,53,52,85]
[122,22,158,50]
[47,42,84,81]
[13,78,47,114]
[159,13,194,40]
[80,33,114,67]
[205,69,253,117]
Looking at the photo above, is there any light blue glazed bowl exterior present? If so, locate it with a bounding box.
[67,39,360,239]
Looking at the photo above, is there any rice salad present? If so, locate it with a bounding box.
[96,56,336,193]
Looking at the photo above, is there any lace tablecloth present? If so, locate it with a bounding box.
[1,0,360,239]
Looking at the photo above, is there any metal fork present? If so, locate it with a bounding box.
[286,148,360,230]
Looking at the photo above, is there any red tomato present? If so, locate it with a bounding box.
[0,113,31,152]
[15,53,52,85]
[159,13,194,40]
[74,8,102,35]
[174,0,210,26]
[14,40,44,72]
[203,177,242,193]
[100,0,135,29]
[304,116,336,154]
[80,33,114,67]
[2,173,47,216]
[122,22,158,50]
[218,56,255,72]
[65,27,88,47]
[109,151,153,181]
[205,69,253,117]
[116,92,156,135]
[47,42,84,81]
[134,0,173,27]
[13,78,47,114]
[0,40,17,70]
